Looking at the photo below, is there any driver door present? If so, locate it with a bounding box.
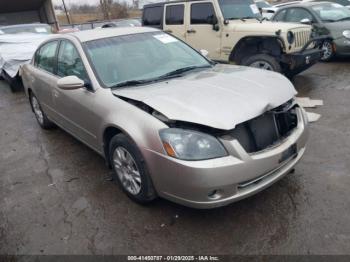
[185,1,221,60]
[52,40,100,151]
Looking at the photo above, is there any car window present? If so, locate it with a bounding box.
[256,1,271,8]
[57,40,88,82]
[218,0,262,20]
[166,5,185,25]
[36,41,58,74]
[312,3,350,22]
[315,0,350,6]
[143,6,163,28]
[273,9,287,21]
[191,3,216,24]
[285,8,314,23]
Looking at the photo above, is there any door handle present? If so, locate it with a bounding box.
[164,29,173,33]
[187,29,196,34]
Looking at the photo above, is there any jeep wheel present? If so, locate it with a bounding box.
[321,40,335,62]
[242,54,281,73]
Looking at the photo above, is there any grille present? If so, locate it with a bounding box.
[294,30,311,48]
[225,102,298,154]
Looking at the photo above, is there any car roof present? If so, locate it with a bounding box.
[277,1,335,9]
[0,23,49,29]
[63,26,159,42]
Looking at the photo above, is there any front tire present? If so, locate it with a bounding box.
[321,40,335,62]
[109,134,157,204]
[30,93,55,129]
[241,54,282,73]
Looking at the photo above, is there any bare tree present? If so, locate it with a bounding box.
[100,0,113,20]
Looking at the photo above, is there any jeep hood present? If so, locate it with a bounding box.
[112,64,297,130]
[227,20,311,34]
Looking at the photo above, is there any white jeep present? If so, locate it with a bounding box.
[142,0,324,77]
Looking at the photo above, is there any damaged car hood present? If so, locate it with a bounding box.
[112,64,297,130]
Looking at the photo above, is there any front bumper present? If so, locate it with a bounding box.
[334,37,350,56]
[142,107,309,209]
[282,36,328,75]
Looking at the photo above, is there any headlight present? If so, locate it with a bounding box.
[159,128,227,161]
[343,30,350,39]
[287,31,295,44]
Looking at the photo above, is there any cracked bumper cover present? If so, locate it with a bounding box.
[141,107,309,209]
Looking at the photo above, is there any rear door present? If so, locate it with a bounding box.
[186,1,221,60]
[142,5,164,29]
[163,3,187,41]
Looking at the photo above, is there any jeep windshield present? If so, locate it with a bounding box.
[218,0,262,20]
[312,3,350,22]
[84,32,211,88]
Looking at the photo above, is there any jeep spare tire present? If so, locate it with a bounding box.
[242,54,281,73]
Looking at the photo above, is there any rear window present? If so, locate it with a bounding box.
[166,5,185,25]
[143,6,163,28]
[35,41,58,74]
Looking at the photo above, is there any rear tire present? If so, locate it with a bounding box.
[29,93,55,129]
[241,54,282,73]
[109,133,157,204]
[1,71,23,92]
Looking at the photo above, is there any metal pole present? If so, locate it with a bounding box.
[62,0,71,25]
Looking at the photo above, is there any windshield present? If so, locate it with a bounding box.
[332,0,350,6]
[255,1,271,8]
[312,3,350,22]
[0,25,52,34]
[218,0,262,20]
[84,32,211,88]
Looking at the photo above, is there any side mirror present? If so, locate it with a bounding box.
[209,15,220,31]
[200,49,209,57]
[57,76,85,90]
[213,23,220,31]
[300,18,312,25]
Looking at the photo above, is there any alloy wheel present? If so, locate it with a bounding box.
[322,41,333,61]
[113,146,142,195]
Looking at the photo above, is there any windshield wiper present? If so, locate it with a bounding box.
[322,19,336,22]
[111,79,152,88]
[111,65,211,88]
[336,17,350,22]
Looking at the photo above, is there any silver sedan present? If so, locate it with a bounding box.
[21,27,309,208]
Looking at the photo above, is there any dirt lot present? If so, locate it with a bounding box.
[1,61,350,255]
